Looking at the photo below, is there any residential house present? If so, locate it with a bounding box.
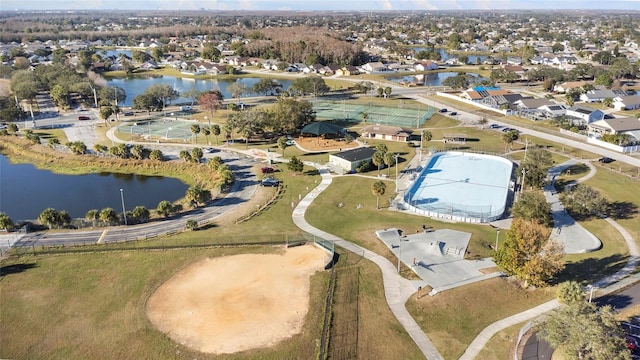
[565,105,605,125]
[613,95,640,111]
[360,62,390,74]
[553,81,588,93]
[514,98,566,115]
[413,60,439,71]
[328,147,377,172]
[588,117,640,143]
[579,88,624,103]
[360,125,412,142]
[335,65,359,76]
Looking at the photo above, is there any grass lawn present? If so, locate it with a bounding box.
[406,278,555,360]
[476,323,522,360]
[0,247,330,360]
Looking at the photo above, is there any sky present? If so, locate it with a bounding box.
[1,0,638,11]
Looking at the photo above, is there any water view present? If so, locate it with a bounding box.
[0,155,189,221]
[412,48,488,64]
[386,72,486,86]
[107,76,294,107]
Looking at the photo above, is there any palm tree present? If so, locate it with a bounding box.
[371,180,387,209]
[212,124,221,145]
[502,130,519,152]
[361,112,369,124]
[202,126,211,145]
[421,130,433,153]
[190,124,201,144]
[372,151,385,175]
[384,152,395,177]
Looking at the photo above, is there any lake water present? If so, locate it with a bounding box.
[107,76,293,107]
[412,48,488,64]
[386,72,485,86]
[0,155,189,221]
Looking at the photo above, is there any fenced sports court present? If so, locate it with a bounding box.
[313,100,434,128]
[117,116,200,143]
[403,151,513,223]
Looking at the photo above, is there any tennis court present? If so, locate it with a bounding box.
[313,100,434,128]
[118,118,199,142]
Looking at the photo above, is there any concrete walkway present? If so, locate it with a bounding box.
[461,158,640,360]
[546,160,602,254]
[292,163,444,360]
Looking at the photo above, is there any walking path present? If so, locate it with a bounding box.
[291,163,444,360]
[461,158,639,360]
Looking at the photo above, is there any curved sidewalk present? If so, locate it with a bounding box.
[292,163,443,360]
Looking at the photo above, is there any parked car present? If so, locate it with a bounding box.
[261,177,280,187]
[449,111,458,116]
[599,157,614,163]
[78,116,90,120]
[261,166,275,174]
[123,111,134,116]
[204,147,217,153]
[490,124,502,129]
[439,108,448,113]
[627,335,639,351]
[285,139,296,146]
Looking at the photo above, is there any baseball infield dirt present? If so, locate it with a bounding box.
[146,245,328,354]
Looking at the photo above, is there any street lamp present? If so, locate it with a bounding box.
[521,168,528,196]
[495,229,500,250]
[587,285,596,303]
[120,188,127,225]
[397,235,402,273]
[205,116,209,126]
[165,127,172,139]
[394,153,400,192]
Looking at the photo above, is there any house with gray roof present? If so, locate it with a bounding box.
[613,95,640,111]
[328,147,377,173]
[566,105,605,125]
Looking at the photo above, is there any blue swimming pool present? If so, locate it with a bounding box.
[403,152,513,223]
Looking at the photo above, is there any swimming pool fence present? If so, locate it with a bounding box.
[313,100,434,128]
[402,189,506,223]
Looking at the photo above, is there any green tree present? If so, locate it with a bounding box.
[277,136,288,156]
[383,87,392,99]
[99,105,114,126]
[227,81,248,103]
[372,150,385,175]
[494,218,564,287]
[130,206,150,224]
[0,212,14,231]
[556,281,585,305]
[130,144,149,160]
[288,156,304,173]
[186,185,211,207]
[219,168,235,186]
[85,209,99,227]
[521,148,554,189]
[562,184,609,218]
[594,72,613,88]
[267,97,316,133]
[98,208,117,225]
[384,152,396,177]
[191,147,204,163]
[538,302,630,360]
[38,208,60,229]
[212,124,221,145]
[185,219,199,231]
[502,130,519,152]
[421,130,433,150]
[511,191,552,225]
[190,124,201,144]
[208,156,224,171]
[156,201,174,218]
[371,180,387,209]
[202,126,211,145]
[179,149,192,162]
[109,143,130,159]
[149,149,164,161]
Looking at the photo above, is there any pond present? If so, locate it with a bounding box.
[385,72,486,86]
[0,155,189,222]
[107,76,294,107]
[412,48,488,64]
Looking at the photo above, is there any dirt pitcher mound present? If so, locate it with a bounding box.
[146,245,327,355]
